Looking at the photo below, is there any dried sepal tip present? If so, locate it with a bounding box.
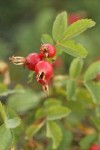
[9,56,26,65]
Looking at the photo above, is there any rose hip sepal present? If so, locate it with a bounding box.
[9,53,42,71]
[89,144,100,150]
[40,44,56,58]
[35,60,53,95]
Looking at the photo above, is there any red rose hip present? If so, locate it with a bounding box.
[40,44,56,58]
[68,13,81,24]
[25,53,42,71]
[89,144,100,150]
[35,60,53,85]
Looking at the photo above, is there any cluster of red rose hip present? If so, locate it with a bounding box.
[9,44,56,94]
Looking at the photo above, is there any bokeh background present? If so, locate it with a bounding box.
[0,0,100,84]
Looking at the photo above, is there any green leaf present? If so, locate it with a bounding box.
[46,121,62,149]
[5,117,21,129]
[64,19,96,39]
[44,98,61,108]
[26,118,45,138]
[46,105,71,121]
[0,102,7,122]
[57,40,88,58]
[41,34,54,44]
[84,81,100,103]
[66,79,76,100]
[7,91,41,114]
[69,58,84,78]
[0,84,25,97]
[79,134,98,150]
[0,124,13,150]
[0,102,21,129]
[58,130,73,150]
[52,11,67,42]
[84,62,100,81]
[84,62,100,103]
